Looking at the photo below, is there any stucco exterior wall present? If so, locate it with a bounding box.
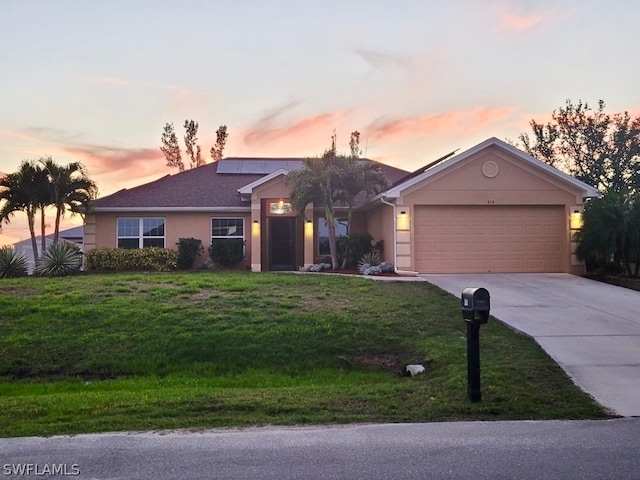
[89,211,252,268]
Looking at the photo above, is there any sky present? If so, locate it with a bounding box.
[1,0,639,243]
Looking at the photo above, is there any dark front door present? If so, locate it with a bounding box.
[269,217,297,271]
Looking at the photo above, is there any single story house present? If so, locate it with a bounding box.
[85,137,600,274]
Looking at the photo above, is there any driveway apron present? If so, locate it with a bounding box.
[419,273,640,417]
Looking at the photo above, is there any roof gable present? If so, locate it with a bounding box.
[383,137,601,199]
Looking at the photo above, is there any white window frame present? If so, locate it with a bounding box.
[211,217,245,241]
[116,217,166,249]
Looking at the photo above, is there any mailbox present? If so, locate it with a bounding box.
[461,287,490,324]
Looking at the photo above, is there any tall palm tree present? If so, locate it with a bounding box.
[40,157,98,243]
[287,141,389,270]
[0,161,40,258]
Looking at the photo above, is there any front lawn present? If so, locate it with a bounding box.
[0,271,609,437]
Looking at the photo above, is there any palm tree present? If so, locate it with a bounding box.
[287,139,389,270]
[0,161,40,259]
[40,157,97,243]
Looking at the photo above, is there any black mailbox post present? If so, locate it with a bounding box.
[461,287,490,403]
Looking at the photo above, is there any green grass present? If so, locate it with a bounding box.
[0,271,610,437]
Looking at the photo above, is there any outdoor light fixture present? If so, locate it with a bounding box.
[570,210,583,229]
[397,210,410,230]
[253,220,259,224]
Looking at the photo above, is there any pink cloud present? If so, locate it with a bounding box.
[367,106,514,142]
[499,11,547,33]
[59,145,171,196]
[243,102,348,149]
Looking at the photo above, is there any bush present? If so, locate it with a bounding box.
[86,247,177,271]
[33,242,83,277]
[358,251,381,274]
[0,247,28,278]
[338,232,374,269]
[208,239,245,267]
[176,237,204,269]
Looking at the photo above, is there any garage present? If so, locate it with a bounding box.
[414,205,565,273]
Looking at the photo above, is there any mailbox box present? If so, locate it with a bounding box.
[461,287,490,324]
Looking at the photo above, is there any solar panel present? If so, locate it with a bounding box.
[217,159,305,174]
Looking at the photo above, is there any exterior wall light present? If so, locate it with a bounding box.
[570,210,583,230]
[397,210,410,231]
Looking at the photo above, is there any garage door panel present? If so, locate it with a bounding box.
[415,206,564,273]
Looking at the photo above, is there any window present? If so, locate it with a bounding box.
[117,218,165,249]
[211,218,244,239]
[318,217,348,255]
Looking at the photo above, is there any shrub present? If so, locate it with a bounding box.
[0,247,28,278]
[33,242,83,277]
[176,237,204,269]
[86,247,177,271]
[338,232,374,269]
[208,239,245,267]
[358,251,381,274]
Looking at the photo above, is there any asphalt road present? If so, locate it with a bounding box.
[2,419,639,480]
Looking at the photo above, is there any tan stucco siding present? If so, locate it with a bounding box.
[400,148,583,207]
[91,211,252,267]
[365,203,395,264]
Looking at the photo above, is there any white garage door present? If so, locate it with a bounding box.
[414,205,565,273]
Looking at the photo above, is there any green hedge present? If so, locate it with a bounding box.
[86,247,178,272]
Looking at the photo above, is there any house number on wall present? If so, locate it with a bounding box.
[487,200,495,204]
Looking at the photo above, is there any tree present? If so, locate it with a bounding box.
[286,134,389,270]
[40,157,98,243]
[183,120,204,169]
[0,161,41,259]
[575,191,640,277]
[518,100,640,194]
[160,123,184,172]
[160,121,228,170]
[210,125,228,161]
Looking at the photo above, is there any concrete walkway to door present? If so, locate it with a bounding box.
[420,273,640,417]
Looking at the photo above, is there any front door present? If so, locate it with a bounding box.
[269,217,296,271]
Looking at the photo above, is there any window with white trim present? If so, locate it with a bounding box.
[318,217,348,255]
[211,218,244,240]
[117,218,165,249]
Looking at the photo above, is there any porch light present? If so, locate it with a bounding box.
[397,210,410,231]
[570,210,583,229]
[305,218,313,238]
[252,219,260,235]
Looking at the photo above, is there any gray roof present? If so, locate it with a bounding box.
[92,158,409,210]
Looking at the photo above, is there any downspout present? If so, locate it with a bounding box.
[380,195,419,276]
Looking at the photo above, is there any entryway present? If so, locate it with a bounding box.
[269,217,297,271]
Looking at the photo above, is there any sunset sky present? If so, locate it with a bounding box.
[1,0,639,243]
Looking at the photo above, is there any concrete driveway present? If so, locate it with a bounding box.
[420,273,640,417]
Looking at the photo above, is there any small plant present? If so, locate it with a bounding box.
[176,237,204,269]
[208,239,245,267]
[0,247,28,278]
[33,242,83,277]
[338,232,375,269]
[358,251,381,274]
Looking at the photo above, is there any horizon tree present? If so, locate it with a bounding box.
[161,121,228,171]
[517,99,640,194]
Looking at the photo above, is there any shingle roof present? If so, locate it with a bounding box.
[92,158,409,210]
